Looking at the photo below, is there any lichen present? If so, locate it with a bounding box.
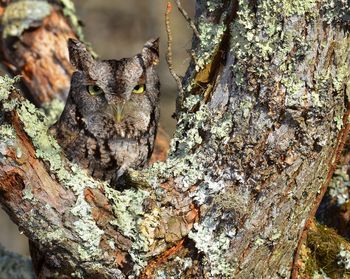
[280,0,317,16]
[312,269,331,279]
[195,20,226,71]
[59,0,98,58]
[22,185,34,201]
[322,0,350,24]
[147,94,233,194]
[333,36,350,93]
[206,1,223,13]
[229,0,325,101]
[334,115,344,131]
[0,125,17,160]
[141,85,236,277]
[188,218,236,276]
[2,0,52,38]
[337,245,350,270]
[255,237,265,246]
[106,187,151,272]
[190,175,225,205]
[41,98,65,126]
[328,168,350,205]
[0,76,19,101]
[0,76,20,158]
[59,0,84,41]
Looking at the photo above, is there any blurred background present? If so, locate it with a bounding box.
[0,0,194,256]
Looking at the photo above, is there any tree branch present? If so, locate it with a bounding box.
[0,85,197,277]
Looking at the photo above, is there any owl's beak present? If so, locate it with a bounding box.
[114,104,124,123]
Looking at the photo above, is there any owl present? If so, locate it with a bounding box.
[51,38,160,186]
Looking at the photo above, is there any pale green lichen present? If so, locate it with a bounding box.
[190,176,226,205]
[255,237,266,246]
[322,0,350,24]
[2,0,52,38]
[0,78,19,154]
[334,115,343,131]
[107,188,148,240]
[73,219,104,260]
[22,185,34,201]
[60,0,84,41]
[59,0,98,58]
[230,0,317,85]
[206,1,223,13]
[312,269,332,279]
[148,94,233,193]
[0,76,18,101]
[333,36,350,93]
[154,269,166,279]
[270,230,282,242]
[41,98,65,126]
[280,0,317,16]
[189,220,236,276]
[337,245,350,270]
[143,91,235,277]
[195,20,226,71]
[0,125,16,159]
[328,168,350,205]
[106,187,150,272]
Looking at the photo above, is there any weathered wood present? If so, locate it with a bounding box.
[0,1,77,105]
[0,0,349,278]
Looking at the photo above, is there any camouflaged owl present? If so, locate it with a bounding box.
[51,38,160,185]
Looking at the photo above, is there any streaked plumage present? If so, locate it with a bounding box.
[51,38,160,185]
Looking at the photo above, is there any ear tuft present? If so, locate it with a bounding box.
[67,38,95,72]
[141,38,160,67]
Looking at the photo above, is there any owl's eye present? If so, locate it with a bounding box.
[132,84,145,94]
[87,85,104,96]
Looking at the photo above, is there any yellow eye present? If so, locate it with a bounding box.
[87,85,104,96]
[132,84,145,94]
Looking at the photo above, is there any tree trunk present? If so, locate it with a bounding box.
[0,0,349,278]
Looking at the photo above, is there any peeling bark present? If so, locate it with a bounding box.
[0,0,77,105]
[0,0,350,278]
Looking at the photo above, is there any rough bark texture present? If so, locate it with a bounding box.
[0,0,78,105]
[0,0,350,278]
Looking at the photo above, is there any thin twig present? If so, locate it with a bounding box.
[173,0,200,38]
[165,2,184,96]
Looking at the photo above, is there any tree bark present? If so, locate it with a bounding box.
[0,0,350,278]
[0,0,78,105]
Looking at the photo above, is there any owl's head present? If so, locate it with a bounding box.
[66,38,160,137]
